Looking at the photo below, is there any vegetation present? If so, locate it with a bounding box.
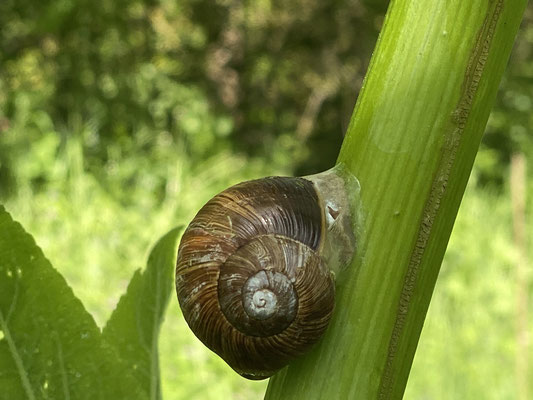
[0,0,531,399]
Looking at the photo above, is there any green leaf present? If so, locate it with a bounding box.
[0,205,146,400]
[102,226,183,400]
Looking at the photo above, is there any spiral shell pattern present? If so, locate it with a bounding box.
[175,177,335,379]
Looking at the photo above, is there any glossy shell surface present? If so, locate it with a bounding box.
[175,177,335,379]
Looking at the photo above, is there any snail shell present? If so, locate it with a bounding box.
[175,167,356,379]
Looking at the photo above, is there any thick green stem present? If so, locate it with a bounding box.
[266,1,527,399]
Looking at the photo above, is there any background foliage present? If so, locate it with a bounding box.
[0,0,531,398]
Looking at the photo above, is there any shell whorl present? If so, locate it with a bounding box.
[175,177,335,379]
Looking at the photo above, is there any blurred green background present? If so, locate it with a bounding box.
[0,0,531,398]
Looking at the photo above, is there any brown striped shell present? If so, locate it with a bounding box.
[175,172,356,379]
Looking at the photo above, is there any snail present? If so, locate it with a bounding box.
[175,165,358,379]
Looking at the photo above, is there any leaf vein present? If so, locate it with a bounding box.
[0,310,36,400]
[55,334,71,400]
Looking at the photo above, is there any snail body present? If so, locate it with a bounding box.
[175,166,357,379]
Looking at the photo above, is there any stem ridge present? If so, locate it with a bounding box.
[378,2,504,397]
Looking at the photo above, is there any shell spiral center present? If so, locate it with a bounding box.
[218,236,304,337]
[242,270,297,322]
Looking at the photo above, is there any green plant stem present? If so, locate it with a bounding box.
[266,1,527,399]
